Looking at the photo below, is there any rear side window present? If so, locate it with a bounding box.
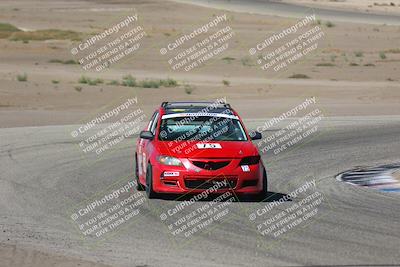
[150,112,159,135]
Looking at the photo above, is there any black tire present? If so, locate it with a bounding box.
[145,163,158,199]
[135,154,145,191]
[241,170,268,202]
[257,169,268,200]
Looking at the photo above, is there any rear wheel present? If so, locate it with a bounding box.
[135,154,145,191]
[145,163,158,199]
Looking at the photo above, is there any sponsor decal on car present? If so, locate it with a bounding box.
[241,165,250,172]
[163,171,180,177]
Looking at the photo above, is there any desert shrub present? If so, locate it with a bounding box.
[17,73,27,82]
[288,73,310,79]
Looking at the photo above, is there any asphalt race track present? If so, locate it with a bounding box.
[1,117,400,267]
[172,0,400,25]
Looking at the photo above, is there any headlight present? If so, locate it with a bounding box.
[157,156,183,166]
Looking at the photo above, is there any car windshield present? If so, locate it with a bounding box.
[158,115,248,141]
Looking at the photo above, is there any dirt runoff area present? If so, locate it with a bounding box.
[0,0,399,129]
[0,244,111,267]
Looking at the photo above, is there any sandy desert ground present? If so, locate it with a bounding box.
[0,0,399,128]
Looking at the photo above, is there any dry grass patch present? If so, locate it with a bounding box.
[9,29,83,41]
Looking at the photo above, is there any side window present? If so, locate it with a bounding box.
[150,112,159,135]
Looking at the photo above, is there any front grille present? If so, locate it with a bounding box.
[184,176,237,189]
[191,160,230,170]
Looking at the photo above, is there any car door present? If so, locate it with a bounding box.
[137,111,159,179]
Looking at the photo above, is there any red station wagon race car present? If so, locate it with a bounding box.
[135,101,267,199]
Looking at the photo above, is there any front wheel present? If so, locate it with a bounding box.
[145,163,158,199]
[241,170,268,202]
[257,169,268,201]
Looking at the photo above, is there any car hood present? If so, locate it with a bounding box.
[156,141,258,159]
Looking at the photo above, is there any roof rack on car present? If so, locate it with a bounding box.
[161,101,231,109]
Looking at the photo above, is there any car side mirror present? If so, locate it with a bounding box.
[250,131,262,140]
[140,130,154,140]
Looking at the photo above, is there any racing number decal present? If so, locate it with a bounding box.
[196,143,222,149]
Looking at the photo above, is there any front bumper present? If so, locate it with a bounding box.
[151,158,264,195]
